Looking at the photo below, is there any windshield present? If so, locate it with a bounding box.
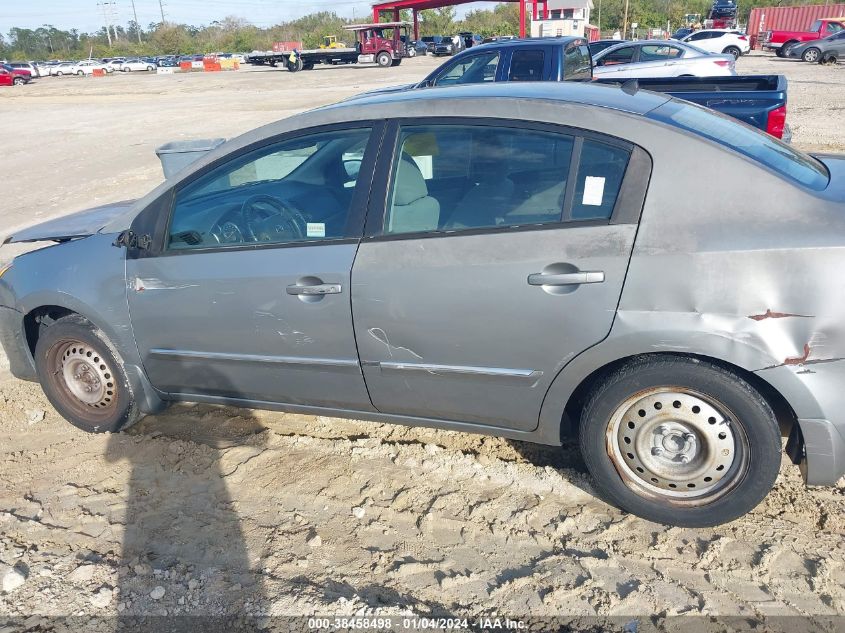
[650,99,829,190]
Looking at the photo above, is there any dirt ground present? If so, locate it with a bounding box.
[0,52,844,629]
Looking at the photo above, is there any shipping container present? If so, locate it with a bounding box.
[747,4,845,49]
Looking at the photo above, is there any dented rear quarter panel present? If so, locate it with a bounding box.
[539,124,845,482]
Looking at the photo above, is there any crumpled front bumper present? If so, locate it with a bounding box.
[756,360,845,486]
[0,305,36,382]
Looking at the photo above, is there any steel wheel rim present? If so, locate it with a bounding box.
[54,340,118,412]
[605,387,749,506]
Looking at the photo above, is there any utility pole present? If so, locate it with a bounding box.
[131,0,142,43]
[622,0,629,39]
[98,1,113,46]
[159,0,166,23]
[597,0,601,32]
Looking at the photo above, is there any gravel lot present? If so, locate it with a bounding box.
[0,52,844,629]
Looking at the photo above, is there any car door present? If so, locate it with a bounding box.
[351,120,650,431]
[126,123,384,410]
[831,30,845,56]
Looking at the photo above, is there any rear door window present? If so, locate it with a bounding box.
[382,124,632,235]
[508,49,546,81]
[640,44,684,61]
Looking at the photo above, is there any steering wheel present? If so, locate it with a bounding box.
[240,194,307,242]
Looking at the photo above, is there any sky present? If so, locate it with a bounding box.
[1,0,489,33]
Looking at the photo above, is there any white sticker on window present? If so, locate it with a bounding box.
[306,222,326,238]
[582,176,606,206]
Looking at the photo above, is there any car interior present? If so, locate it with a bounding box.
[386,126,629,234]
[168,131,369,249]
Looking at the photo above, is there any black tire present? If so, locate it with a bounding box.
[77,70,84,76]
[56,71,63,77]
[579,355,781,527]
[391,58,402,67]
[802,47,821,63]
[776,42,795,58]
[34,315,139,434]
[376,51,392,67]
[287,57,303,72]
[13,77,24,85]
[723,46,741,59]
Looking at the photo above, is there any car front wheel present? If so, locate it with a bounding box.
[376,51,392,67]
[34,315,139,433]
[723,46,741,58]
[13,77,25,85]
[579,355,781,527]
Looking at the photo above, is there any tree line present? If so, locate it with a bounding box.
[0,0,822,60]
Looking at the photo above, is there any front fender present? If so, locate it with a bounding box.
[3,234,165,415]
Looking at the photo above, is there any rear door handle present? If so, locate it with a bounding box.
[527,271,605,286]
[286,283,342,296]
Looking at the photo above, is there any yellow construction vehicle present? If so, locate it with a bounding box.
[320,35,347,49]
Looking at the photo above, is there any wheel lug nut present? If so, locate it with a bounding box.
[679,454,691,464]
[684,433,696,442]
[651,447,664,456]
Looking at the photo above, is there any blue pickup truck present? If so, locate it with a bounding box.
[371,36,789,140]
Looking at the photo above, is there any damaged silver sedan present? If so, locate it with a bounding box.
[1,82,843,527]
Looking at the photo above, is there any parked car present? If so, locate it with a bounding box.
[786,30,845,63]
[1,64,32,84]
[681,29,750,58]
[7,62,40,78]
[434,37,461,56]
[3,82,842,528]
[671,27,694,40]
[589,39,630,56]
[366,37,789,139]
[104,58,125,71]
[763,17,845,57]
[592,40,736,78]
[120,58,156,72]
[50,62,77,76]
[421,36,443,53]
[66,60,109,76]
[0,67,22,86]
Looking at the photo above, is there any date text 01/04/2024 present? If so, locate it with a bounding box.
[306,616,527,630]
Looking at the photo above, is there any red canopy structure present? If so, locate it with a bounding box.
[372,0,550,40]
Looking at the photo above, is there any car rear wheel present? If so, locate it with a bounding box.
[723,46,741,58]
[802,47,821,63]
[376,51,392,67]
[77,70,84,76]
[56,71,63,76]
[579,355,781,527]
[34,315,139,434]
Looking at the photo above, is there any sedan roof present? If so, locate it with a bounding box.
[326,80,671,117]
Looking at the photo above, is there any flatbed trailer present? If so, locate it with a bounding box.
[248,22,411,72]
[247,48,359,71]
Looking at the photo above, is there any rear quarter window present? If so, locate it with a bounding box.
[650,99,829,190]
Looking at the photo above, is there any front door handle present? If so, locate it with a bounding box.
[286,283,342,296]
[527,271,605,286]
